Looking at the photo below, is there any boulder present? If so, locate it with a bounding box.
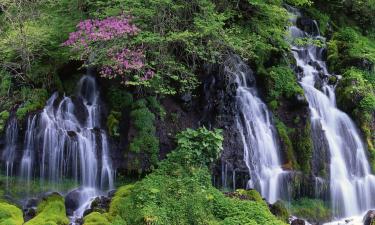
[291,218,306,225]
[363,210,375,225]
[65,189,82,215]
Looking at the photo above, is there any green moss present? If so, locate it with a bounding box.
[128,99,159,170]
[24,193,69,225]
[263,66,304,104]
[290,198,331,222]
[236,189,264,203]
[0,69,12,97]
[0,201,24,225]
[16,88,48,120]
[275,119,298,170]
[293,122,313,173]
[107,111,121,138]
[146,96,166,119]
[107,88,133,111]
[83,212,111,225]
[269,201,289,223]
[0,111,10,134]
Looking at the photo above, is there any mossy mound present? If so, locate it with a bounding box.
[24,193,69,225]
[83,212,111,225]
[0,201,24,225]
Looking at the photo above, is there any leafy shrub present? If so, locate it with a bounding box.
[129,99,159,169]
[107,88,133,111]
[107,127,285,225]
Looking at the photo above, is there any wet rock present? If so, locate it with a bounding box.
[65,189,82,215]
[363,210,375,225]
[297,17,320,36]
[328,75,338,85]
[290,218,306,225]
[107,190,116,198]
[23,207,36,222]
[83,196,111,217]
[23,198,39,222]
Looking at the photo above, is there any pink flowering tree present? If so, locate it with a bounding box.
[63,15,155,84]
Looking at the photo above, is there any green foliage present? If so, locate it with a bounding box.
[224,0,291,64]
[107,88,133,111]
[0,70,12,97]
[293,38,325,48]
[25,193,69,225]
[172,127,223,167]
[107,111,121,138]
[0,111,10,134]
[328,27,375,72]
[269,201,289,223]
[303,7,330,35]
[129,99,159,169]
[335,68,375,169]
[83,212,111,225]
[0,201,24,225]
[0,0,83,86]
[16,88,48,120]
[290,198,331,222]
[106,127,285,225]
[275,119,297,170]
[235,189,264,202]
[293,122,313,173]
[146,96,166,119]
[263,66,304,104]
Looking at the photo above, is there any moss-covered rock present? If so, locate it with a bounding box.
[0,201,24,225]
[24,193,69,225]
[269,200,289,223]
[83,212,111,225]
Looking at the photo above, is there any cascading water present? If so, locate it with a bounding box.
[289,10,375,219]
[10,74,114,222]
[1,117,18,187]
[227,55,289,203]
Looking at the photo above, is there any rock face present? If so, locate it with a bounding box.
[296,17,320,36]
[363,210,375,225]
[201,58,249,190]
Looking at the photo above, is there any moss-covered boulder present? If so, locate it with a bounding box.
[24,193,69,225]
[0,201,24,225]
[83,212,111,225]
[269,200,289,223]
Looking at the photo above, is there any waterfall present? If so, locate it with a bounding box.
[227,55,289,203]
[2,74,115,222]
[288,12,375,218]
[1,117,18,187]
